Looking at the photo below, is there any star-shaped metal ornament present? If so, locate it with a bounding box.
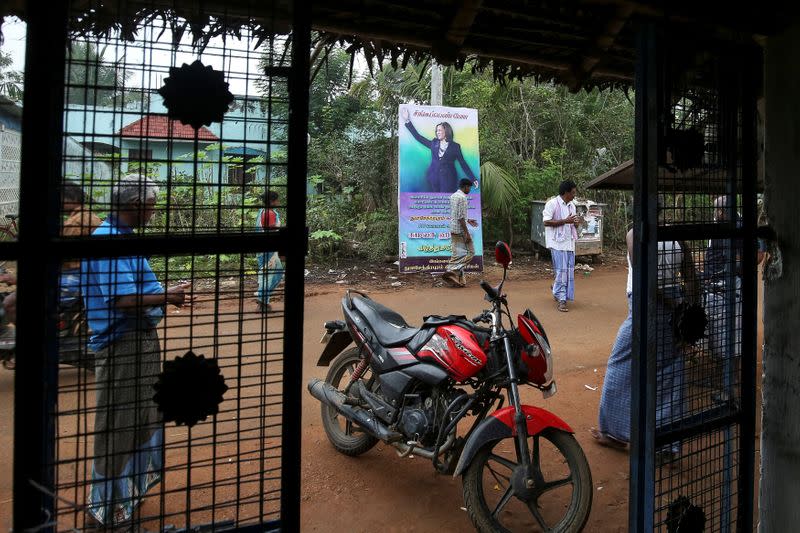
[158,60,234,130]
[153,350,229,427]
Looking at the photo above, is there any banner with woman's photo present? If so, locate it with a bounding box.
[397,104,483,273]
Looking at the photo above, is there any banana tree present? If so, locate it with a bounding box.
[479,161,520,246]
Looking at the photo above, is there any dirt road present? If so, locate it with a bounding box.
[0,262,761,532]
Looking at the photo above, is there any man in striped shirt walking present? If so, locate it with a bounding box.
[443,178,478,287]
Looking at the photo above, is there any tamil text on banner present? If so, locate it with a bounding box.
[397,104,483,274]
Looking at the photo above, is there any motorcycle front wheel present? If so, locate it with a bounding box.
[463,429,592,533]
[320,347,379,457]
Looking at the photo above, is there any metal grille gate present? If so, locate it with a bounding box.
[13,2,308,531]
[631,26,759,532]
[0,127,20,217]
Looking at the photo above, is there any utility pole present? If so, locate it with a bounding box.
[431,60,443,106]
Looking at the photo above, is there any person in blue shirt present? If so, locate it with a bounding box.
[82,175,192,526]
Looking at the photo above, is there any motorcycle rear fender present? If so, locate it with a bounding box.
[316,330,354,367]
[453,405,574,477]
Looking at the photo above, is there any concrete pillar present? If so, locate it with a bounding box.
[760,23,800,531]
[431,60,443,106]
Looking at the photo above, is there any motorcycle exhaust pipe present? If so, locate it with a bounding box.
[391,432,456,460]
[308,378,402,443]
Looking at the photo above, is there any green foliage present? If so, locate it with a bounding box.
[65,41,148,108]
[0,50,24,102]
[480,161,520,218]
[72,45,635,272]
[357,211,398,261]
[450,73,634,248]
[145,171,264,235]
[310,230,343,240]
[304,176,399,262]
[262,47,637,262]
[309,229,344,261]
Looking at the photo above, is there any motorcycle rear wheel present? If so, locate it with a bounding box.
[320,347,379,457]
[463,429,592,533]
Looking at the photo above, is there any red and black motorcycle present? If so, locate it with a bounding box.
[309,242,592,532]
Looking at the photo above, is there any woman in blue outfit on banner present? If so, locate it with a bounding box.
[401,107,478,193]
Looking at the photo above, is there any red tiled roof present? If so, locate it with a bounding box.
[118,115,218,141]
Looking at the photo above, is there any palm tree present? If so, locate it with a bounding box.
[0,50,24,103]
[66,41,144,107]
[479,161,520,245]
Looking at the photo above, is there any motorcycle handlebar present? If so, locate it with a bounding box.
[480,280,499,299]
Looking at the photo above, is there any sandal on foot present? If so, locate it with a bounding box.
[557,301,569,312]
[590,427,628,450]
[442,272,460,287]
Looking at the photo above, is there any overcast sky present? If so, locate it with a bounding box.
[1,17,27,71]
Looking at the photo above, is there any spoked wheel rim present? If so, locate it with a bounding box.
[474,431,589,532]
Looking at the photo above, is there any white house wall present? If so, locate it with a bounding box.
[0,128,21,217]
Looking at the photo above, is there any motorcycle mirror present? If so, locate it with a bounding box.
[495,241,512,268]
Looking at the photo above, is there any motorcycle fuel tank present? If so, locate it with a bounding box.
[416,324,487,382]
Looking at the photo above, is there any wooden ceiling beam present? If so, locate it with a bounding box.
[460,44,632,80]
[565,4,634,91]
[432,0,483,63]
[477,5,585,31]
[313,21,634,84]
[446,0,483,47]
[314,22,564,68]
[315,1,444,23]
[312,23,436,50]
[580,0,786,36]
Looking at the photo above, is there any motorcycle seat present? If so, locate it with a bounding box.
[351,296,420,347]
[406,315,477,354]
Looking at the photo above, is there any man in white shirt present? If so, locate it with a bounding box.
[443,178,478,287]
[542,180,580,311]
